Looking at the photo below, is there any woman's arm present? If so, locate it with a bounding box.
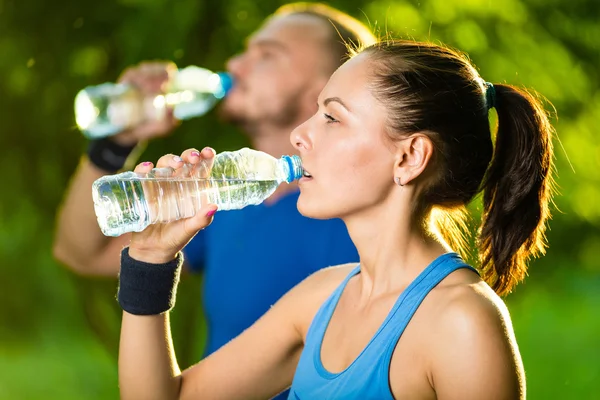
[119,270,306,400]
[117,147,313,400]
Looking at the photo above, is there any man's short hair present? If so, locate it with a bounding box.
[275,2,377,72]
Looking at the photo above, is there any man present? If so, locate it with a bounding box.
[54,3,375,398]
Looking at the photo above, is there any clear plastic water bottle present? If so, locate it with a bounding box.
[74,66,233,139]
[92,148,303,237]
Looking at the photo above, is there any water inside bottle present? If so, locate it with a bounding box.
[93,175,281,237]
[169,91,219,120]
[75,84,150,138]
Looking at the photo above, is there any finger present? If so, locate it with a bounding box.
[179,147,214,163]
[115,63,166,95]
[198,147,215,178]
[200,146,216,159]
[139,75,169,95]
[180,148,202,163]
[176,148,202,178]
[155,153,182,169]
[118,66,164,91]
[184,204,218,234]
[142,61,178,81]
[165,108,181,127]
[117,66,136,84]
[133,161,154,173]
[139,61,176,74]
[138,61,174,93]
[182,147,215,178]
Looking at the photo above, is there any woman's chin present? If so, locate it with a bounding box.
[297,201,337,220]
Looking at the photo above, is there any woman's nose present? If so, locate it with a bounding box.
[290,119,312,152]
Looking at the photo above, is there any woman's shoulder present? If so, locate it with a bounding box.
[420,273,524,396]
[307,262,359,285]
[282,263,359,336]
[292,263,359,303]
[430,268,511,330]
[427,274,519,363]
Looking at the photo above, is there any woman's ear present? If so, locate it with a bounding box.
[393,134,434,186]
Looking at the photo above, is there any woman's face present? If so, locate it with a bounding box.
[291,53,398,220]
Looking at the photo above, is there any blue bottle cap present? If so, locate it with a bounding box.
[215,72,234,98]
[282,155,303,183]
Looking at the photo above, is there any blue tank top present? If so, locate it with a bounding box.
[288,253,477,399]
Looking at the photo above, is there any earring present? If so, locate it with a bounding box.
[395,177,404,187]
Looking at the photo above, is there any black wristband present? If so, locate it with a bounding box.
[117,248,183,316]
[87,138,137,173]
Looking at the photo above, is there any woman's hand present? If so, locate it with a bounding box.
[128,147,218,264]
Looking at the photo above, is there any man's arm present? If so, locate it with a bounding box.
[53,61,180,276]
[53,158,132,276]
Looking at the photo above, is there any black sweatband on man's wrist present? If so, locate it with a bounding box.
[87,137,137,173]
[117,247,183,316]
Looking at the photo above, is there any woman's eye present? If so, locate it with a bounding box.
[324,113,339,124]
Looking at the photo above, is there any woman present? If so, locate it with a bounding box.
[118,40,554,399]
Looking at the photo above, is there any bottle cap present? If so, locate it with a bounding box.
[216,72,234,98]
[282,155,303,183]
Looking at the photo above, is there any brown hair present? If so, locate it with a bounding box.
[274,2,377,73]
[364,40,555,296]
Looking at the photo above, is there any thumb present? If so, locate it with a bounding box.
[185,204,218,233]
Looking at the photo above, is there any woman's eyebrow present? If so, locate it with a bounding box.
[323,97,350,112]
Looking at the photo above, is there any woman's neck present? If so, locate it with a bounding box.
[344,201,449,299]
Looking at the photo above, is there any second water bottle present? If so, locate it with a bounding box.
[75,65,233,139]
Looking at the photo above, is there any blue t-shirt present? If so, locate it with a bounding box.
[184,189,358,398]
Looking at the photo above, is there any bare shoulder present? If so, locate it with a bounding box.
[286,262,358,308]
[297,263,358,294]
[433,276,514,339]
[281,263,358,338]
[426,275,525,399]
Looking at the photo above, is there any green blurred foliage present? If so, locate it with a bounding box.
[0,0,598,398]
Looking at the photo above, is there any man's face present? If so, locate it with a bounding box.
[220,14,331,132]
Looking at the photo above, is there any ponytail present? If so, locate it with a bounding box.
[479,84,555,296]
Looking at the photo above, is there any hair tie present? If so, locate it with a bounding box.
[485,82,496,110]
